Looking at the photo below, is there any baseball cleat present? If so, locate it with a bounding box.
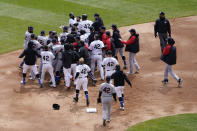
[86,99,90,106]
[40,84,43,88]
[73,97,78,102]
[178,79,183,86]
[29,76,35,80]
[19,66,23,69]
[20,80,25,85]
[120,107,125,111]
[103,119,106,126]
[162,79,168,84]
[50,84,56,88]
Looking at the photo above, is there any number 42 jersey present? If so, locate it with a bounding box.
[76,64,91,78]
[99,83,116,97]
[102,57,119,71]
[41,51,55,65]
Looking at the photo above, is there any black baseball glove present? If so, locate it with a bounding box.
[97,97,101,103]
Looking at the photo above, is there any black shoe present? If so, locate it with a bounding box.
[73,97,78,102]
[86,99,89,106]
[178,79,183,86]
[19,66,23,69]
[162,79,168,84]
[103,119,106,126]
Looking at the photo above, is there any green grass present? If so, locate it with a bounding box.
[127,114,197,131]
[0,0,197,54]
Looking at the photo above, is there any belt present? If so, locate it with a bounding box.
[93,53,102,55]
[78,77,87,79]
[106,69,115,71]
[43,63,49,64]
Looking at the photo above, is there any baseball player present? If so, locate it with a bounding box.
[62,44,74,89]
[40,46,56,87]
[154,12,171,53]
[78,14,93,35]
[121,29,140,74]
[89,34,104,80]
[37,30,47,46]
[80,30,89,43]
[51,43,64,85]
[60,26,69,41]
[68,12,76,28]
[110,65,132,110]
[97,76,116,126]
[19,26,34,69]
[161,37,182,86]
[111,24,127,69]
[73,58,91,106]
[102,51,119,84]
[19,41,42,88]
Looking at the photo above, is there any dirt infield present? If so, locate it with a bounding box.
[0,16,197,131]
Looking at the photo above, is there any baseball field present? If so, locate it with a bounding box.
[0,0,197,131]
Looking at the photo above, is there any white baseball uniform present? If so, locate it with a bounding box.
[24,31,32,49]
[102,57,119,77]
[40,51,56,87]
[37,35,47,46]
[76,64,91,91]
[99,83,116,121]
[60,32,69,41]
[78,20,93,34]
[69,18,76,27]
[89,40,104,80]
[80,33,89,43]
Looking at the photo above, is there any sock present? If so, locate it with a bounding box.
[38,78,42,86]
[119,97,124,107]
[84,91,89,100]
[76,90,79,98]
[122,94,124,102]
[122,56,127,65]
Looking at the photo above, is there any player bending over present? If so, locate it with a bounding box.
[73,58,91,106]
[97,76,116,126]
[40,46,56,88]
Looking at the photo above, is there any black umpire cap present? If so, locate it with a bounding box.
[111,24,117,29]
[160,11,165,15]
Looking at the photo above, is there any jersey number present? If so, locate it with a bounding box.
[94,44,101,49]
[81,69,87,74]
[84,24,90,29]
[103,87,110,94]
[107,62,114,67]
[43,56,49,61]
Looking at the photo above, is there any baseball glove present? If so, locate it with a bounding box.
[97,98,101,103]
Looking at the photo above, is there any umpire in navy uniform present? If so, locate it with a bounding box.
[154,12,171,53]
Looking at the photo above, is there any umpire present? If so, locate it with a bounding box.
[110,65,132,111]
[154,12,171,53]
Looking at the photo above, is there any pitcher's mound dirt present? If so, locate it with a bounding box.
[0,16,197,131]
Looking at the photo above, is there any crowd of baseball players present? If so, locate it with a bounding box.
[18,12,182,126]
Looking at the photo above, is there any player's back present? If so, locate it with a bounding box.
[79,20,93,33]
[90,40,104,55]
[77,64,90,78]
[41,51,54,65]
[99,83,115,97]
[103,57,118,71]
